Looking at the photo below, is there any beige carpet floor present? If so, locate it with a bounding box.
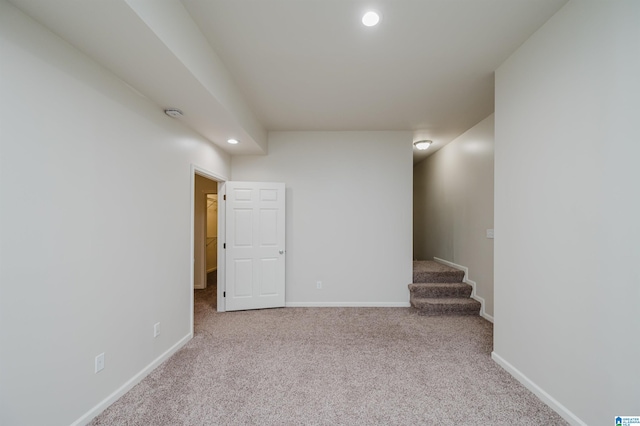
[90,288,567,425]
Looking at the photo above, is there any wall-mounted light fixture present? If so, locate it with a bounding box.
[414,140,432,150]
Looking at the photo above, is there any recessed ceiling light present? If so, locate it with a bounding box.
[414,140,432,150]
[227,138,239,145]
[362,11,380,27]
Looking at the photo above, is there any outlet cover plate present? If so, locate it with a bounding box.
[95,353,105,373]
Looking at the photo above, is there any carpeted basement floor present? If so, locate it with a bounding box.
[90,283,567,425]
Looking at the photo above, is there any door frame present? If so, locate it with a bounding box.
[190,165,227,335]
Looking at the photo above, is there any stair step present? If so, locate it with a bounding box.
[410,297,481,316]
[413,260,464,283]
[408,282,472,298]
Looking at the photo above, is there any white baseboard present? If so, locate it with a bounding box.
[433,257,493,323]
[71,333,193,426]
[286,302,411,308]
[491,352,587,426]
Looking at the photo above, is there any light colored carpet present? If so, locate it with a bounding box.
[412,260,465,283]
[90,292,567,425]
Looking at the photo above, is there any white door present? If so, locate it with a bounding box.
[224,182,285,311]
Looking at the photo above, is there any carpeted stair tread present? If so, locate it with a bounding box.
[410,297,481,316]
[410,260,480,317]
[413,260,464,283]
[408,282,472,298]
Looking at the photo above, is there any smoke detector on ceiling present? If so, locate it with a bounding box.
[164,108,183,118]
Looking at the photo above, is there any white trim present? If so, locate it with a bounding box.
[71,333,192,426]
[479,305,493,323]
[286,302,411,308]
[491,352,587,426]
[217,182,226,312]
[191,165,228,183]
[189,169,196,333]
[433,257,493,323]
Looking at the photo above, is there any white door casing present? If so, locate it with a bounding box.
[224,182,285,311]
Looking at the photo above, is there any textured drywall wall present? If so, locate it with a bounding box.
[494,1,640,424]
[0,2,230,424]
[232,131,413,306]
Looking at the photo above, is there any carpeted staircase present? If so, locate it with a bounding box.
[409,260,480,316]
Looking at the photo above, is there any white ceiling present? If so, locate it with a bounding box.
[10,0,567,163]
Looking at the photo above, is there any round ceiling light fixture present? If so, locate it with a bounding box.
[362,11,380,27]
[414,140,432,150]
[227,138,239,145]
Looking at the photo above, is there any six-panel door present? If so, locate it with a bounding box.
[224,182,285,311]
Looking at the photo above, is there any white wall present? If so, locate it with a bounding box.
[494,1,640,425]
[413,114,494,318]
[232,131,413,306]
[0,2,230,425]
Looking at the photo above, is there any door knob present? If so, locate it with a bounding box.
[279,250,284,254]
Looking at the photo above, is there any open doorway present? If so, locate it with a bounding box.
[205,193,218,280]
[193,173,219,316]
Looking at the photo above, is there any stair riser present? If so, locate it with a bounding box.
[409,287,472,299]
[410,301,481,316]
[416,309,480,317]
[410,296,481,313]
[413,271,464,283]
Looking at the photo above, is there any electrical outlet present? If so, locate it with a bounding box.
[95,353,105,373]
[486,229,494,239]
[153,322,160,338]
[316,281,322,290]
